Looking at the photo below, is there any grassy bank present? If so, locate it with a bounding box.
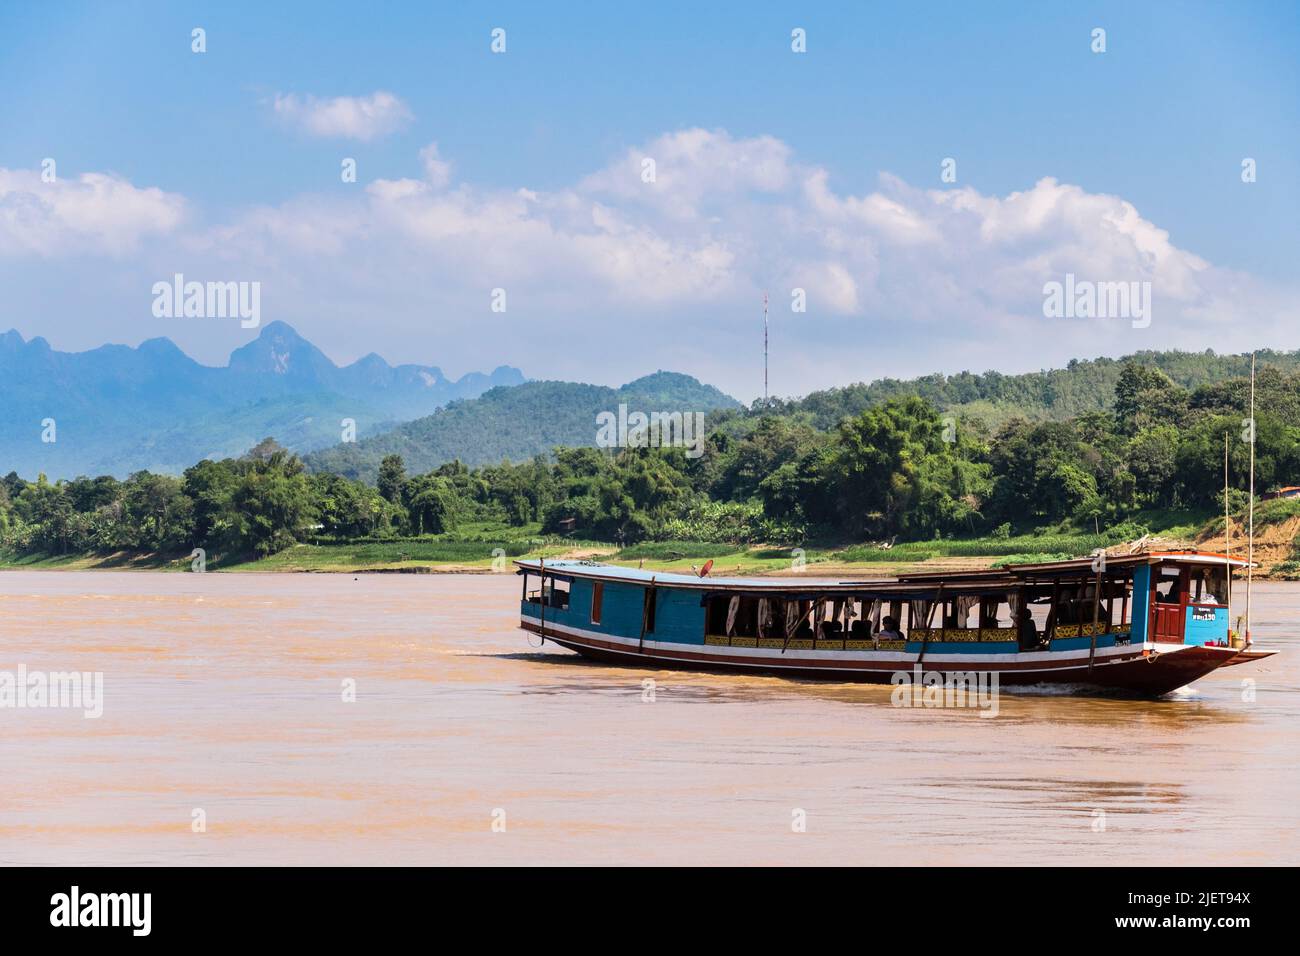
[5,505,1295,577]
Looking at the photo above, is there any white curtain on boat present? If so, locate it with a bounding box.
[812,599,825,636]
[842,598,855,630]
[910,600,931,629]
[758,598,773,637]
[869,599,882,632]
[1008,592,1021,619]
[726,596,740,636]
[956,595,979,626]
[785,600,799,637]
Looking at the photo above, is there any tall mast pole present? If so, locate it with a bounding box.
[1225,431,1233,644]
[1246,352,1256,646]
[763,291,769,408]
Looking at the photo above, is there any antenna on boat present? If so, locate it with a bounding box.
[1225,431,1233,645]
[1246,351,1256,647]
[762,291,769,408]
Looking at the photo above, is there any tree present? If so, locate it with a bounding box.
[121,471,191,551]
[378,455,407,505]
[403,473,459,535]
[712,417,824,503]
[229,450,316,555]
[1113,363,1188,434]
[811,396,984,538]
[1126,425,1180,506]
[311,473,393,537]
[183,459,240,551]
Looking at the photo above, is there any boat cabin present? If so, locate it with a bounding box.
[519,551,1245,653]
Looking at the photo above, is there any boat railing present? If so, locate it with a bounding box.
[1049,622,1113,639]
[704,633,907,651]
[908,627,1018,643]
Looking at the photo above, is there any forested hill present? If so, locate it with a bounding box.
[763,349,1300,431]
[305,349,1300,482]
[305,371,741,481]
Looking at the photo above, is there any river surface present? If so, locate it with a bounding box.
[1,572,1297,865]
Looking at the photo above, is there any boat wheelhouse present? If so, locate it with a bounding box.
[516,551,1277,696]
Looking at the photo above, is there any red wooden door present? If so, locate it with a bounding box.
[1152,602,1185,642]
[1150,567,1188,643]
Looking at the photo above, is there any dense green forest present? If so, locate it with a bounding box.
[305,348,1300,480]
[4,357,1300,568]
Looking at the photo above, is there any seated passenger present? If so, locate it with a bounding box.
[876,616,903,640]
[1018,607,1039,650]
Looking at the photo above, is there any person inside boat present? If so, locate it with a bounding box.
[876,616,903,640]
[1056,594,1079,624]
[1017,606,1039,650]
[1196,568,1225,604]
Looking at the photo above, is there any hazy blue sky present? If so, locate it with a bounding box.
[1,1,1296,399]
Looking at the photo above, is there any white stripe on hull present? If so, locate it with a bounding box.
[520,614,1190,677]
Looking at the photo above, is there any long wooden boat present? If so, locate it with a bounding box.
[516,551,1278,697]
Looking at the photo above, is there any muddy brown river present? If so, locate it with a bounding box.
[1,572,1296,865]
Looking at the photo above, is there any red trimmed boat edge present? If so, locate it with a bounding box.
[1219,648,1280,667]
[520,622,1237,697]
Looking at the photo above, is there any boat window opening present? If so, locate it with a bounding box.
[1057,584,1088,625]
[1192,566,1229,605]
[821,599,846,639]
[979,597,1011,629]
[706,596,730,635]
[711,595,766,637]
[590,582,603,624]
[525,572,572,608]
[800,600,818,638]
[849,597,872,637]
[1153,566,1183,604]
[758,597,781,638]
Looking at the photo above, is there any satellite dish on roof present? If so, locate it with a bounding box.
[699,559,714,578]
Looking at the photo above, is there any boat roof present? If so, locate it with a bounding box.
[515,550,1250,594]
[515,560,889,592]
[900,550,1251,580]
[514,548,1248,595]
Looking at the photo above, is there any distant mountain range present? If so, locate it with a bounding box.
[0,321,524,479]
[8,319,1295,486]
[304,372,744,481]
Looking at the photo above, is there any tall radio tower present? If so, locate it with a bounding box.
[763,291,769,407]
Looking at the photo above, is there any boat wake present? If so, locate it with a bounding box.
[1005,681,1201,700]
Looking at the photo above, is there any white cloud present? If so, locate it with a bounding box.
[582,127,793,221]
[271,91,413,141]
[1,129,1294,399]
[0,168,185,256]
[418,142,453,189]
